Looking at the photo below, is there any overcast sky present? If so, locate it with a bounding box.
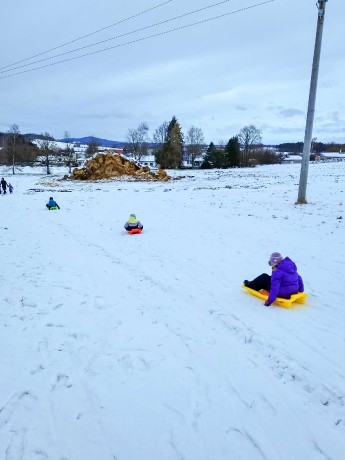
[1,0,344,145]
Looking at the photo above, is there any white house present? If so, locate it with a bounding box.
[137,154,157,169]
[281,153,302,164]
[318,152,345,161]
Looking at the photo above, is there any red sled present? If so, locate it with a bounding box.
[128,228,142,235]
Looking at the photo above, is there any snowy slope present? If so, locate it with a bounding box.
[0,163,344,460]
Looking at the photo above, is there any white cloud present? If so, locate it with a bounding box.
[1,0,344,144]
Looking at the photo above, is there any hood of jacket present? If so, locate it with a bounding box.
[276,257,297,274]
[128,215,138,224]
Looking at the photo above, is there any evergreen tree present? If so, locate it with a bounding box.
[201,142,216,168]
[276,142,304,154]
[224,136,240,167]
[201,142,226,168]
[156,116,183,169]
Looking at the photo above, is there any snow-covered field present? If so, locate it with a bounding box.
[0,162,344,460]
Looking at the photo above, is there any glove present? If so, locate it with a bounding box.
[264,300,271,307]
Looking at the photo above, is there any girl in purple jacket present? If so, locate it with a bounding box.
[244,252,304,306]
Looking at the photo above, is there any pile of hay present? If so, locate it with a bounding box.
[71,153,170,181]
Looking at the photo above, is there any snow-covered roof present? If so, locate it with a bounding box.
[319,151,345,158]
[282,154,302,161]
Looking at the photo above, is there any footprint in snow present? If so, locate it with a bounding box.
[5,428,26,460]
[30,364,45,375]
[0,391,37,430]
[51,374,72,391]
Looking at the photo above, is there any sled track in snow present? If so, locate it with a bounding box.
[211,310,345,433]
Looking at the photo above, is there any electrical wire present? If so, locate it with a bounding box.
[0,0,173,71]
[0,1,275,80]
[1,0,238,74]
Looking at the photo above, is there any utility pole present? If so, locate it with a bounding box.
[296,0,328,204]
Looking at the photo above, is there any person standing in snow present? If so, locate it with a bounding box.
[46,197,60,210]
[8,183,14,193]
[124,214,143,232]
[244,252,304,306]
[1,178,8,194]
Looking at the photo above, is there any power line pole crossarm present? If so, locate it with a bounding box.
[296,0,328,204]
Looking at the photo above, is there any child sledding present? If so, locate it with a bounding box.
[124,214,143,234]
[46,197,60,210]
[243,252,307,308]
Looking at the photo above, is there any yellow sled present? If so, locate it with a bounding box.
[242,285,308,309]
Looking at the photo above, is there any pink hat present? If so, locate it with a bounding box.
[268,252,283,266]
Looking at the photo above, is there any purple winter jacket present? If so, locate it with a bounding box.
[268,257,304,304]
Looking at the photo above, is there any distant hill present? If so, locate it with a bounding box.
[24,133,55,141]
[57,136,126,148]
[21,134,159,149]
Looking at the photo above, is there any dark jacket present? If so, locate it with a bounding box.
[268,257,304,304]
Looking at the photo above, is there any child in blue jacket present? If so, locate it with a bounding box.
[46,197,60,210]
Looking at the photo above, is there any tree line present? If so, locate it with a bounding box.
[2,119,344,174]
[276,139,345,154]
[0,125,39,173]
[0,125,77,174]
[127,117,345,169]
[126,118,282,168]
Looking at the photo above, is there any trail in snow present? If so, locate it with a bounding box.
[0,163,344,460]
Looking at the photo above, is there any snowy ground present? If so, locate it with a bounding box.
[0,162,344,460]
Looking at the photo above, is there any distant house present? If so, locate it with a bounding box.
[318,152,345,161]
[281,151,345,164]
[281,153,302,164]
[182,150,206,168]
[182,155,204,168]
[137,155,157,169]
[123,149,158,169]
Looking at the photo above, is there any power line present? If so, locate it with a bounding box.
[1,0,237,74]
[0,1,275,80]
[0,0,173,71]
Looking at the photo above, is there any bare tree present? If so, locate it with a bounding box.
[37,132,57,174]
[86,136,99,158]
[311,137,317,154]
[153,121,169,147]
[237,125,262,167]
[63,130,74,173]
[3,126,38,168]
[185,126,205,168]
[7,124,20,174]
[152,121,168,159]
[126,122,149,162]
